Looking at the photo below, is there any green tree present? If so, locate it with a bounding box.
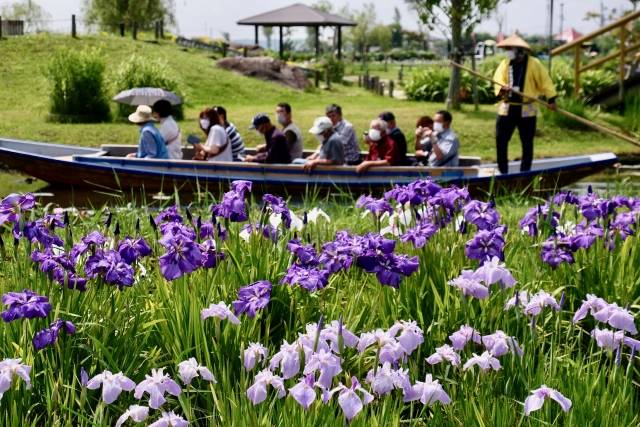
[406,0,508,110]
[391,7,403,48]
[1,0,51,32]
[369,25,393,53]
[83,0,175,31]
[347,3,377,61]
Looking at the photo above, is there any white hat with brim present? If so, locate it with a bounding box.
[496,34,532,51]
[309,117,333,135]
[128,105,155,124]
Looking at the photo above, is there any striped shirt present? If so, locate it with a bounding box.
[225,122,246,161]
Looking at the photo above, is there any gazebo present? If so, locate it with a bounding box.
[237,3,357,59]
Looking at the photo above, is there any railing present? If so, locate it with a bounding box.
[551,10,640,98]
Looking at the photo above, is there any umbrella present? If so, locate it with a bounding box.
[113,87,182,106]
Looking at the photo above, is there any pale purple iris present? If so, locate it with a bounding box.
[246,369,286,405]
[263,194,292,228]
[288,374,320,410]
[86,370,136,404]
[426,344,461,366]
[472,256,517,288]
[177,358,216,385]
[356,195,393,216]
[403,374,451,406]
[134,368,182,409]
[463,200,501,230]
[243,343,268,371]
[465,226,506,262]
[148,411,188,427]
[303,349,342,389]
[232,280,272,318]
[269,340,301,379]
[481,331,523,357]
[522,291,561,317]
[2,289,51,322]
[591,328,640,353]
[117,237,152,264]
[324,377,374,421]
[590,303,637,334]
[449,325,481,351]
[462,351,501,372]
[524,385,572,416]
[0,193,35,226]
[33,319,76,351]
[448,270,490,299]
[365,362,411,396]
[281,264,330,292]
[0,358,32,396]
[387,320,424,355]
[201,301,240,325]
[115,405,150,427]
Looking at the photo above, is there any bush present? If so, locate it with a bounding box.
[622,95,640,134]
[541,97,594,131]
[113,55,184,120]
[404,66,493,104]
[46,48,111,123]
[316,55,345,83]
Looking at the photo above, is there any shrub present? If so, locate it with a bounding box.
[622,95,640,134]
[541,97,594,131]
[581,69,618,100]
[113,54,184,120]
[316,55,345,83]
[46,48,111,123]
[404,66,493,104]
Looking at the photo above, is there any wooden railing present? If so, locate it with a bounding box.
[551,10,640,98]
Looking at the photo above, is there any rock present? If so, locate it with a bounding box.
[216,57,311,90]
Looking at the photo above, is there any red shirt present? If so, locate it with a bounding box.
[365,136,400,165]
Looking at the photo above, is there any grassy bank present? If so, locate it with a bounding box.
[1,33,638,162]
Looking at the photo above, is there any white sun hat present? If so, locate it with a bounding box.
[128,105,155,124]
[309,116,333,135]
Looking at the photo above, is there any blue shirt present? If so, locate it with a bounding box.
[137,123,168,159]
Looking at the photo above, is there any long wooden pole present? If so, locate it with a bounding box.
[450,61,640,149]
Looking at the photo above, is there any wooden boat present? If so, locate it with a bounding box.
[0,137,618,196]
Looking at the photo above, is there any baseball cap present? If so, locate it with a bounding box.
[308,117,333,135]
[250,113,270,129]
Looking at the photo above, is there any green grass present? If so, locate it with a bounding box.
[0,187,639,425]
[0,33,638,164]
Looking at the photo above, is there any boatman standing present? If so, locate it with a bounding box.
[493,34,557,174]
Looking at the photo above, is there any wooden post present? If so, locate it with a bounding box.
[243,47,248,57]
[132,22,138,40]
[119,22,125,37]
[160,20,164,38]
[337,26,342,59]
[71,14,77,38]
[315,70,320,88]
[619,25,627,101]
[279,26,283,59]
[154,21,159,39]
[254,25,258,46]
[358,75,362,87]
[398,64,403,82]
[389,80,394,98]
[471,53,479,111]
[573,46,581,96]
[315,25,320,58]
[222,44,228,57]
[1,16,4,39]
[325,67,331,89]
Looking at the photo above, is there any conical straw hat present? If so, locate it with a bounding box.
[496,34,531,50]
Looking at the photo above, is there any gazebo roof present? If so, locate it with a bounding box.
[237,3,356,27]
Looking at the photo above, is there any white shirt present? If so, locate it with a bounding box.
[159,116,183,160]
[204,124,233,162]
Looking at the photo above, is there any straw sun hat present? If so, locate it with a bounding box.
[496,34,532,51]
[128,105,155,124]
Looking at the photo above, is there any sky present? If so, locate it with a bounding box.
[0,0,635,41]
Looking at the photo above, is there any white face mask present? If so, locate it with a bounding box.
[200,119,210,129]
[368,129,382,142]
[433,122,445,133]
[277,114,287,126]
[506,50,516,60]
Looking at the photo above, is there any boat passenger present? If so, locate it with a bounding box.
[356,118,400,174]
[244,113,291,164]
[416,110,460,167]
[293,117,345,172]
[413,116,434,165]
[379,111,408,165]
[275,102,304,161]
[325,104,362,165]
[126,105,169,159]
[213,105,246,161]
[152,100,182,160]
[193,108,233,162]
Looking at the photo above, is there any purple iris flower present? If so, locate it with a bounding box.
[287,239,318,266]
[318,231,362,273]
[70,230,107,261]
[540,236,574,268]
[429,186,470,217]
[263,194,292,228]
[356,195,393,216]
[0,193,35,226]
[117,237,152,265]
[212,190,249,222]
[18,214,65,247]
[569,222,604,251]
[578,193,614,221]
[231,180,252,195]
[519,204,560,237]
[33,319,76,351]
[281,264,330,292]
[551,191,579,206]
[232,280,272,318]
[154,205,183,225]
[610,211,637,242]
[464,226,506,262]
[85,250,135,289]
[31,248,86,290]
[198,221,214,240]
[158,236,202,281]
[463,200,501,231]
[2,289,51,322]
[159,222,196,241]
[199,239,225,268]
[357,252,419,288]
[400,220,439,248]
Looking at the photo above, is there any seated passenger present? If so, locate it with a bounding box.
[244,114,291,164]
[126,105,168,159]
[152,100,182,160]
[379,111,408,165]
[413,115,434,154]
[356,118,400,174]
[326,104,362,165]
[416,110,459,167]
[193,108,233,162]
[213,105,246,161]
[276,102,303,161]
[294,117,345,172]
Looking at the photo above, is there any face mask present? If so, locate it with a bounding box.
[200,119,210,129]
[506,50,516,60]
[277,114,287,126]
[314,134,325,143]
[368,129,381,142]
[433,122,444,133]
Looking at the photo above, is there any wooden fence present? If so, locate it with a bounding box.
[0,18,24,37]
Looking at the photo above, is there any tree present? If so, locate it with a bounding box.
[347,3,377,62]
[370,25,393,53]
[406,0,508,110]
[1,0,51,33]
[262,26,273,49]
[391,7,403,48]
[83,0,175,31]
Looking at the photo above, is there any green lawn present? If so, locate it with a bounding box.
[0,33,638,163]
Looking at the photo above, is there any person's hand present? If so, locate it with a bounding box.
[244,154,256,162]
[415,149,426,157]
[499,85,512,96]
[356,162,369,174]
[548,102,558,111]
[415,126,424,138]
[126,153,137,158]
[256,144,267,153]
[303,159,318,173]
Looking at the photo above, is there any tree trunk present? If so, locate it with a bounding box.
[446,0,463,110]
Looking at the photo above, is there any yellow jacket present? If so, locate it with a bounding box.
[493,56,557,101]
